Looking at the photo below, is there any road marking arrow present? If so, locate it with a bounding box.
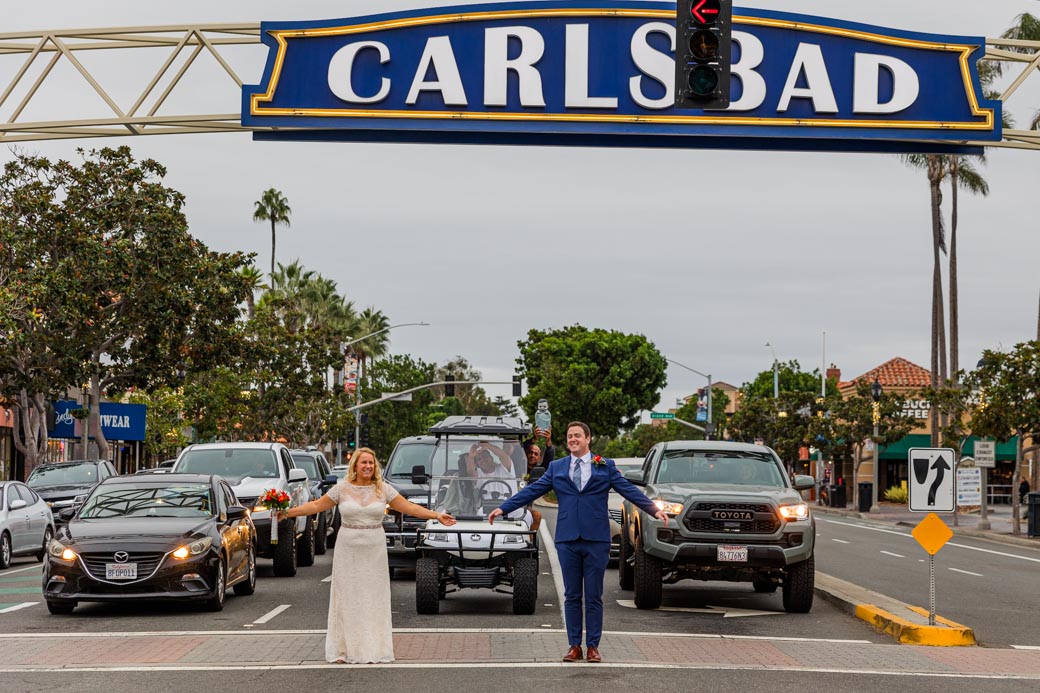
[928,454,951,506]
[616,599,781,617]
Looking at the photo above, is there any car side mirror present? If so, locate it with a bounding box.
[9,499,27,510]
[288,468,308,483]
[411,465,429,486]
[793,475,816,491]
[623,469,646,486]
[528,467,545,482]
[72,494,87,507]
[59,508,76,521]
[226,506,248,521]
[321,474,338,488]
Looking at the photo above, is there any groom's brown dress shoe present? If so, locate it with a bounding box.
[585,647,602,663]
[562,646,583,662]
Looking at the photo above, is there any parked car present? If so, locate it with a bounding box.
[26,459,118,525]
[172,442,314,576]
[330,464,349,479]
[135,468,169,475]
[607,457,644,565]
[43,474,256,614]
[289,449,340,554]
[619,441,816,613]
[0,481,56,568]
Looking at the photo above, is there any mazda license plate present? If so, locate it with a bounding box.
[105,563,137,580]
[717,545,748,562]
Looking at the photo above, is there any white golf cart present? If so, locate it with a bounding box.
[411,416,542,615]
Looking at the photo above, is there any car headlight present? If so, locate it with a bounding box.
[49,540,76,561]
[427,532,450,542]
[252,505,270,514]
[502,534,523,544]
[653,500,684,515]
[173,537,213,560]
[778,503,809,521]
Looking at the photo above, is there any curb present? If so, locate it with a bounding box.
[813,506,1040,550]
[815,572,976,647]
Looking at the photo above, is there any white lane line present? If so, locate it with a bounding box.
[880,551,905,558]
[948,567,984,577]
[822,519,1040,564]
[1011,645,1040,650]
[0,564,44,576]
[831,538,850,544]
[0,664,1036,679]
[538,522,566,624]
[321,575,332,583]
[0,602,38,614]
[251,604,291,625]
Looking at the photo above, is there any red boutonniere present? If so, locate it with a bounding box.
[592,455,605,466]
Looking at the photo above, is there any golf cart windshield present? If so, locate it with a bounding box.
[430,439,528,518]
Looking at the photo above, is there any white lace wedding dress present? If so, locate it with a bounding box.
[324,481,399,663]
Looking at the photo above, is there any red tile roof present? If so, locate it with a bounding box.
[849,357,933,389]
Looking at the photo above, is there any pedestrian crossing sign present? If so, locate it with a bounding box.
[908,448,956,513]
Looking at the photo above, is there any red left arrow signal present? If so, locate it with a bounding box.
[691,0,721,24]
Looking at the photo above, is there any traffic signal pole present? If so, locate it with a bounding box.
[346,379,520,414]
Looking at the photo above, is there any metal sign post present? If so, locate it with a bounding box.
[911,512,953,627]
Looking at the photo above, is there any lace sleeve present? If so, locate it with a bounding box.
[326,481,344,504]
[382,482,399,504]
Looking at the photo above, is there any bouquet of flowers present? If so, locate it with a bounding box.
[260,489,292,544]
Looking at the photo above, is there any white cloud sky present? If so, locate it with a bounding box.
[3,1,1038,423]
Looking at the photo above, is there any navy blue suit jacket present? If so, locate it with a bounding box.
[499,455,659,543]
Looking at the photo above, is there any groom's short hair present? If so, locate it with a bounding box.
[566,421,591,438]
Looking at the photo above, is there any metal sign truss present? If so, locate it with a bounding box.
[0,23,1037,150]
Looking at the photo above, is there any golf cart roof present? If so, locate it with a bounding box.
[428,416,531,438]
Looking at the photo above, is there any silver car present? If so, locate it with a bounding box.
[1,481,56,568]
[608,458,645,564]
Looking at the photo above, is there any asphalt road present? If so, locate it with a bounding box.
[814,515,1040,648]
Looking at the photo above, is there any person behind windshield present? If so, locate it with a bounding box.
[244,455,274,479]
[440,452,481,515]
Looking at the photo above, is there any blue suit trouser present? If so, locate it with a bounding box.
[556,539,610,648]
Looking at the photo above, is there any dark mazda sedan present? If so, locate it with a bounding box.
[43,474,256,615]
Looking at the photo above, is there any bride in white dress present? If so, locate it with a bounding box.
[279,447,455,663]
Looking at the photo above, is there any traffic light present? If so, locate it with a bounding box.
[444,379,455,398]
[512,375,522,398]
[359,425,370,448]
[346,430,356,450]
[675,0,732,110]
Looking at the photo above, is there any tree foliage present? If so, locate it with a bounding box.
[516,325,667,437]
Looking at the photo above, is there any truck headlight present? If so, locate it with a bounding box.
[778,503,809,521]
[653,500,684,515]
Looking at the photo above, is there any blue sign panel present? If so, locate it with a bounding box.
[50,400,147,442]
[243,1,1000,152]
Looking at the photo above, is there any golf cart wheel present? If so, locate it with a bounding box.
[617,523,634,591]
[415,558,441,615]
[512,557,538,615]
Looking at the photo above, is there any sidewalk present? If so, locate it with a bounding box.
[814,502,1040,549]
[0,629,1038,675]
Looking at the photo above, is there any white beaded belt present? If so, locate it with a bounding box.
[341,522,383,530]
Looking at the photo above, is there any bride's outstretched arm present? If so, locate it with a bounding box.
[387,495,455,525]
[279,495,336,520]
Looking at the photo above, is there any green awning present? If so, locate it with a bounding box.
[878,434,1018,461]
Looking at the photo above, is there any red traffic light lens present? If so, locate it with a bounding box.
[689,0,721,25]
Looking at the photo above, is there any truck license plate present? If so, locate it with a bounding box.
[105,563,138,580]
[717,545,748,562]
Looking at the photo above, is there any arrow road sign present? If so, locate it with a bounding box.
[908,447,956,512]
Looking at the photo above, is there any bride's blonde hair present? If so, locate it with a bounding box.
[347,447,385,496]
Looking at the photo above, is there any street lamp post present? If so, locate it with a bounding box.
[870,377,883,514]
[342,322,430,447]
[766,342,779,399]
[666,359,712,439]
[975,358,991,531]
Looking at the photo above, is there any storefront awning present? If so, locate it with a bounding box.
[879,434,1018,461]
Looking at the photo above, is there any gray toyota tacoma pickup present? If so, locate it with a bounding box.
[620,440,816,613]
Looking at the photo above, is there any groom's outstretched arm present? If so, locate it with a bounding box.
[608,461,670,523]
[491,461,556,519]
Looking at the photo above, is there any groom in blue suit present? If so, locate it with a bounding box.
[490,421,667,663]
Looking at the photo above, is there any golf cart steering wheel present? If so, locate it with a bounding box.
[478,478,514,502]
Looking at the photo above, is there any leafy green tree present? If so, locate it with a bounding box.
[436,356,497,415]
[742,360,837,400]
[492,396,519,417]
[360,354,438,459]
[126,387,189,464]
[965,342,1040,535]
[516,325,667,436]
[253,188,291,277]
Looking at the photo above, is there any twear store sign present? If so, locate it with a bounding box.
[49,400,147,441]
[243,1,1000,152]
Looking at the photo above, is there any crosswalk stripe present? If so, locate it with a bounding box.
[0,602,39,614]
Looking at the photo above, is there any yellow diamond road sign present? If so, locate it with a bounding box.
[912,512,954,555]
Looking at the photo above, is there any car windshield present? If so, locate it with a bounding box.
[429,438,527,516]
[27,462,99,488]
[176,449,279,483]
[386,443,435,479]
[79,483,214,518]
[291,454,320,479]
[654,451,786,487]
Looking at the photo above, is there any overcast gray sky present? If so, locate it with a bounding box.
[3,1,1038,420]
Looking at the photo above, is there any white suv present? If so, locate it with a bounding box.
[173,442,315,576]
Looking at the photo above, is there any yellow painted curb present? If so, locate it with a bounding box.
[854,604,977,646]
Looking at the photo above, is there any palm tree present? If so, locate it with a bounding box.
[239,265,267,320]
[946,155,989,382]
[252,188,292,277]
[1001,13,1040,130]
[352,307,391,373]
